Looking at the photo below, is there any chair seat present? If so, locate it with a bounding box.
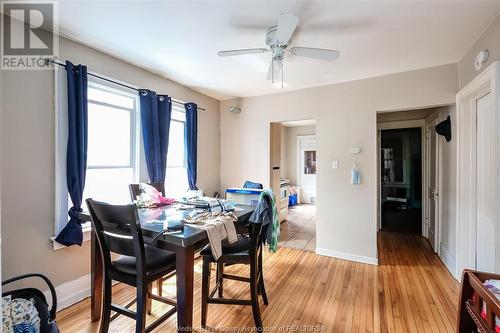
[112,245,175,278]
[200,236,250,259]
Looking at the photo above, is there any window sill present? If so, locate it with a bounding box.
[50,226,92,251]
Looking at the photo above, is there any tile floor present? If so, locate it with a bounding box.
[279,204,316,252]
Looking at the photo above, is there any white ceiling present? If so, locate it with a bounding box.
[57,1,500,100]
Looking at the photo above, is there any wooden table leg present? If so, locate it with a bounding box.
[91,229,103,322]
[176,245,195,332]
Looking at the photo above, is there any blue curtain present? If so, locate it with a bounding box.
[55,61,88,247]
[139,90,172,183]
[185,102,198,190]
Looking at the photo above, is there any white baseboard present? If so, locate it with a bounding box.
[44,274,91,311]
[316,248,378,266]
[439,244,458,280]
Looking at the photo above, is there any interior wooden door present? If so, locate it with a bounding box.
[269,122,284,220]
[427,120,439,252]
[476,92,496,272]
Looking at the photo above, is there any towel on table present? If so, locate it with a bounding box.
[184,211,238,259]
[249,190,279,252]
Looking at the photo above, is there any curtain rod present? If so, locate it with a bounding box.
[49,60,206,112]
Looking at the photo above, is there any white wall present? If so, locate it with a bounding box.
[436,105,458,275]
[283,125,316,186]
[220,64,458,264]
[0,35,221,290]
[459,13,500,88]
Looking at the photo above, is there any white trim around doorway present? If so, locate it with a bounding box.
[456,61,500,278]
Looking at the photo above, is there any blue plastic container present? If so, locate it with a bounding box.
[289,193,298,206]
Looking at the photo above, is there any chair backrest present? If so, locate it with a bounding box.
[129,182,165,202]
[86,199,146,274]
[248,222,264,252]
[243,181,263,189]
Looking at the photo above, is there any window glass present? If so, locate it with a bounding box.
[165,167,188,198]
[167,120,185,168]
[83,168,134,204]
[164,105,188,198]
[87,103,131,167]
[78,82,138,205]
[304,151,316,174]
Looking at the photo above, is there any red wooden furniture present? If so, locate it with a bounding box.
[457,269,500,333]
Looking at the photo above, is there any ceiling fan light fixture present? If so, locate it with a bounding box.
[217,12,340,86]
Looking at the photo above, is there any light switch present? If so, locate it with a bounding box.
[332,160,339,169]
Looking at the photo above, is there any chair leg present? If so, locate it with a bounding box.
[99,276,112,333]
[157,278,163,297]
[147,283,153,315]
[201,259,211,328]
[258,252,269,305]
[250,266,263,330]
[136,283,148,333]
[216,262,224,297]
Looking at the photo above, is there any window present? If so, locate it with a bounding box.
[81,81,140,204]
[54,70,188,238]
[55,72,140,235]
[165,106,189,198]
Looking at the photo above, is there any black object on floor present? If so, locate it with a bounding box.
[381,201,422,234]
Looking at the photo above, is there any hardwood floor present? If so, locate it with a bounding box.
[57,231,459,332]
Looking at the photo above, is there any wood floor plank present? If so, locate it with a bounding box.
[57,231,459,332]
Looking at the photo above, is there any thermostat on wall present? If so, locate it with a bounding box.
[349,147,361,154]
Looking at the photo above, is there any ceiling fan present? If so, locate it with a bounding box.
[217,12,340,87]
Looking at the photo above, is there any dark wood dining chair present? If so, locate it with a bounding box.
[129,182,166,201]
[200,222,268,330]
[129,183,172,297]
[86,199,177,333]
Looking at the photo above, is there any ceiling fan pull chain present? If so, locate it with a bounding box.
[272,57,274,84]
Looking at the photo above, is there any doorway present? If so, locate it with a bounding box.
[270,120,317,252]
[298,135,316,204]
[380,128,422,234]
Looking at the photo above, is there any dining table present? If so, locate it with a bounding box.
[80,203,255,332]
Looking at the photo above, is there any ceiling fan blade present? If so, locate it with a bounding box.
[267,60,282,81]
[289,47,340,62]
[275,12,299,45]
[217,48,268,57]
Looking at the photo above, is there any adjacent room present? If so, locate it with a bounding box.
[2,1,500,332]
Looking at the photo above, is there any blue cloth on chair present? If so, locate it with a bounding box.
[243,181,263,189]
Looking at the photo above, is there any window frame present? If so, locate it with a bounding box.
[54,68,140,244]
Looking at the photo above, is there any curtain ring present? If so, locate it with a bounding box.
[141,91,148,96]
[159,96,164,101]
